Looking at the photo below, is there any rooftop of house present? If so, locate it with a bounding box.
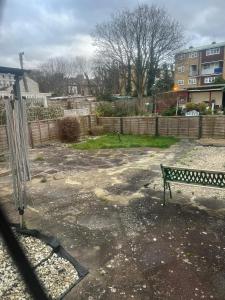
[0,66,29,76]
[176,41,225,55]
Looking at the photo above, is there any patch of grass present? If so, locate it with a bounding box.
[34,155,45,162]
[71,134,179,150]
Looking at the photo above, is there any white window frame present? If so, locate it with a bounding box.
[189,52,198,58]
[177,53,185,60]
[178,66,185,73]
[188,78,197,85]
[177,80,184,86]
[206,48,220,56]
[204,77,215,84]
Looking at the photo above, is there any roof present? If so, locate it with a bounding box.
[0,66,29,76]
[176,41,225,54]
[186,84,225,92]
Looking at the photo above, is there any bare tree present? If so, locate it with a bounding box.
[92,56,120,98]
[93,4,184,108]
[31,56,92,96]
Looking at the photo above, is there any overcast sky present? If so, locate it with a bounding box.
[0,0,224,68]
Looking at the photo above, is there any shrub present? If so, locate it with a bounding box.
[60,117,81,142]
[186,102,208,114]
[27,106,63,121]
[96,102,115,117]
[162,106,182,116]
[185,102,197,111]
[197,102,207,113]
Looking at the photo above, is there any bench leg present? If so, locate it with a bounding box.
[163,182,166,206]
[168,183,172,199]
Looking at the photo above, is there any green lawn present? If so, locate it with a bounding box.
[71,134,178,150]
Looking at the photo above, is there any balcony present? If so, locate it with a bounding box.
[201,67,223,75]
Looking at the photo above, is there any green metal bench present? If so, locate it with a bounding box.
[160,164,225,206]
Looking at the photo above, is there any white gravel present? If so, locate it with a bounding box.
[149,146,225,202]
[0,233,79,299]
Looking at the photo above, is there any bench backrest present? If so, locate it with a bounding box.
[161,164,225,189]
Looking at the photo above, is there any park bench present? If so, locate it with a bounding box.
[160,164,225,206]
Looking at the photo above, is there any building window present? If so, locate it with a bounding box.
[189,52,198,58]
[204,77,215,84]
[206,48,220,56]
[177,80,184,85]
[178,66,185,73]
[177,53,185,60]
[188,78,197,85]
[203,64,210,70]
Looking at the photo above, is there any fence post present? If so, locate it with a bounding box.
[198,116,202,139]
[120,117,123,134]
[155,116,159,136]
[88,115,92,132]
[28,123,34,149]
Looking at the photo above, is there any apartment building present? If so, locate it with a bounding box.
[175,42,225,108]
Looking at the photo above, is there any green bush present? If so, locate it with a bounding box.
[27,106,63,121]
[96,102,115,117]
[197,102,207,113]
[185,102,212,115]
[185,102,197,111]
[162,106,182,116]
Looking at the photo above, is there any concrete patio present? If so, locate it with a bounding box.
[1,140,225,299]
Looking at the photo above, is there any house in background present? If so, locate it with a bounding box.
[67,74,96,97]
[175,42,225,109]
[0,70,51,107]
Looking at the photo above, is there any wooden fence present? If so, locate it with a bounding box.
[0,115,98,154]
[98,115,225,139]
[2,115,225,154]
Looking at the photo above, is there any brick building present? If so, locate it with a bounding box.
[175,42,225,108]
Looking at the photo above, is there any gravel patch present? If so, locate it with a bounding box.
[0,233,79,299]
[149,146,225,203]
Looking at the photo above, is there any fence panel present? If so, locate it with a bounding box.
[0,125,8,153]
[202,116,225,138]
[122,117,156,135]
[98,117,121,133]
[158,116,199,138]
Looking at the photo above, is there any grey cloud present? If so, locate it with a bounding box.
[0,0,225,67]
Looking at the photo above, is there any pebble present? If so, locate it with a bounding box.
[0,233,79,299]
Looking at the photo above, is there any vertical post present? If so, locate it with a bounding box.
[163,182,166,206]
[198,115,202,139]
[38,120,42,144]
[155,116,159,137]
[120,117,123,134]
[88,115,92,132]
[47,120,50,140]
[28,123,34,149]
